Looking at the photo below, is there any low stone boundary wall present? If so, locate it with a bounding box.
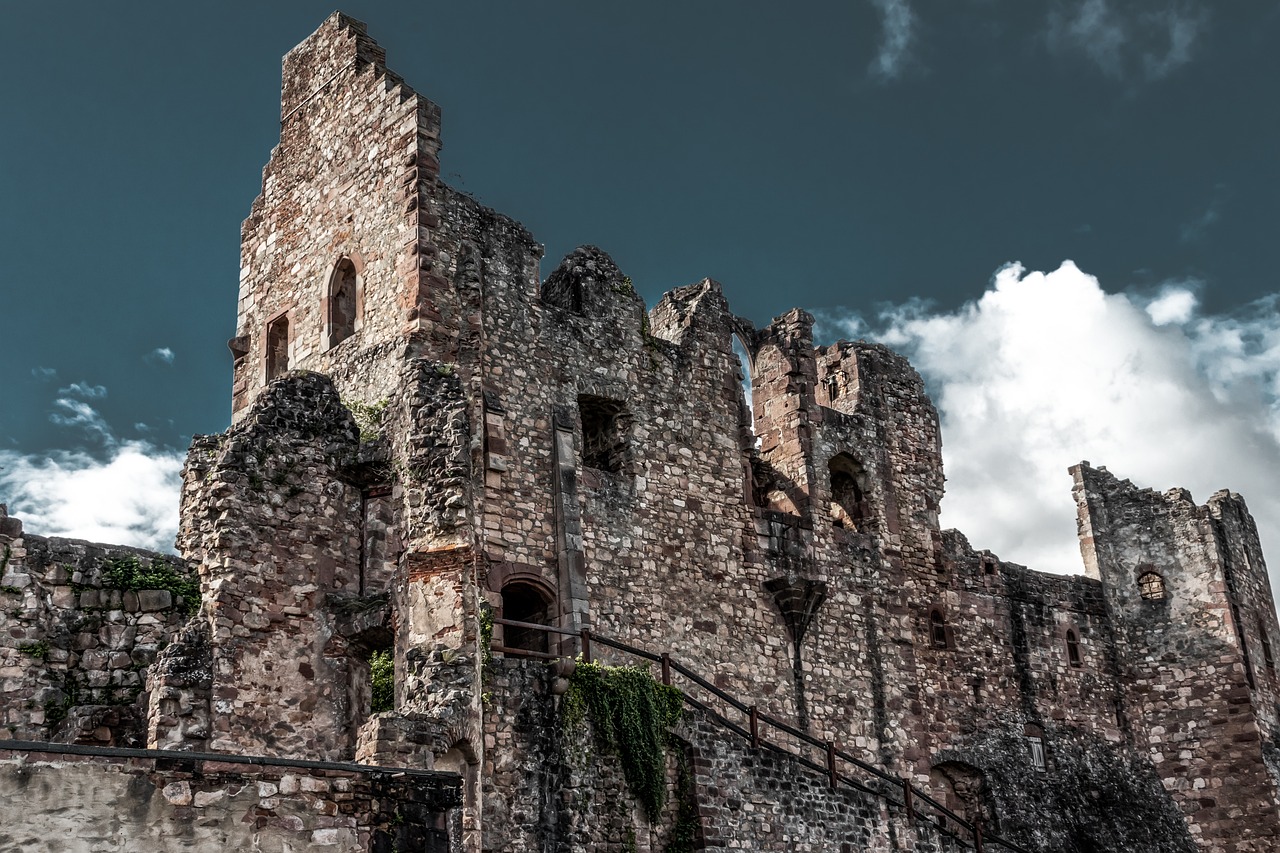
[0,741,460,853]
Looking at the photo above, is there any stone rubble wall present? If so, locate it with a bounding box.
[0,507,195,747]
[177,371,367,760]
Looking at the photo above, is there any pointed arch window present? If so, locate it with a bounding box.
[266,314,290,382]
[328,258,359,348]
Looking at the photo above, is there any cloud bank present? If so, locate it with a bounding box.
[1047,0,1209,82]
[1,393,185,553]
[820,261,1280,593]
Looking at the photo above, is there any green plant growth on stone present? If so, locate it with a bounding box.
[346,398,389,442]
[370,650,394,713]
[18,641,48,659]
[563,661,683,819]
[101,555,200,615]
[1,585,21,595]
[479,605,494,680]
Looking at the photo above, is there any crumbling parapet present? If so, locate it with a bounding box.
[0,521,195,747]
[1071,462,1280,851]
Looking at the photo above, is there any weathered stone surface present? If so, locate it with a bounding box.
[3,10,1279,853]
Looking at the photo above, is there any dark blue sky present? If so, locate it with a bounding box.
[3,0,1278,460]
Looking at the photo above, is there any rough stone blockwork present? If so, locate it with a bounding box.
[0,745,459,853]
[2,11,1280,852]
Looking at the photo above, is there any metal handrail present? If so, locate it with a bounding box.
[487,619,1033,853]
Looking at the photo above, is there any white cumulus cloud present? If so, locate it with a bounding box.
[0,442,185,554]
[147,347,175,365]
[58,382,107,399]
[820,261,1280,600]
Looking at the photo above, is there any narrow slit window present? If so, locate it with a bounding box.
[266,315,290,382]
[930,609,951,650]
[1261,622,1276,675]
[1066,629,1082,668]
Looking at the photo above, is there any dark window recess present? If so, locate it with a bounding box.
[1066,629,1083,668]
[1261,622,1276,675]
[1138,571,1166,601]
[829,453,871,531]
[329,259,357,347]
[1024,727,1044,768]
[501,582,552,654]
[930,609,954,650]
[579,395,630,473]
[266,316,289,381]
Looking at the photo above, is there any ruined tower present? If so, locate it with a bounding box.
[2,12,1278,853]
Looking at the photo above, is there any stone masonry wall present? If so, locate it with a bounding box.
[232,13,451,419]
[0,744,460,853]
[1073,464,1280,853]
[0,507,196,747]
[177,372,367,760]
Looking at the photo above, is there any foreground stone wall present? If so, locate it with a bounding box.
[0,743,459,852]
[0,507,196,746]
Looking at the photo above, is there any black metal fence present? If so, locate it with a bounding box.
[492,617,1032,853]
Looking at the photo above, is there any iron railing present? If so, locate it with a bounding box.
[492,617,1032,853]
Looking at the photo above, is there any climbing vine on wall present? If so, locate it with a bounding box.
[370,650,394,713]
[563,661,683,818]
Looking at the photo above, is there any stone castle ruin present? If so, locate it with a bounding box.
[2,13,1279,853]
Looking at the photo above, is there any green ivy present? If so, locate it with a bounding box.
[564,661,683,818]
[100,555,200,615]
[370,650,394,713]
[18,641,48,659]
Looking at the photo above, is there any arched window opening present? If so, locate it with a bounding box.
[266,315,290,381]
[829,453,871,531]
[1066,629,1083,668]
[930,608,953,650]
[732,334,756,440]
[500,581,552,654]
[328,259,358,348]
[1137,571,1166,601]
